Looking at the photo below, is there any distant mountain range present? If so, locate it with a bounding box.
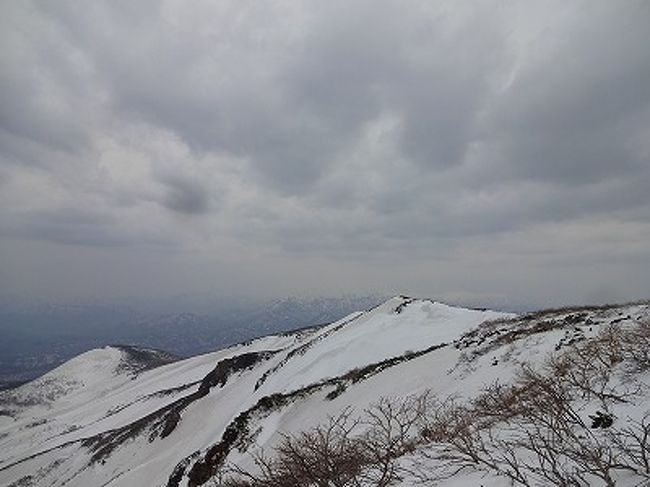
[0,295,385,384]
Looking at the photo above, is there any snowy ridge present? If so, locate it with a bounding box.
[0,345,177,418]
[0,296,648,487]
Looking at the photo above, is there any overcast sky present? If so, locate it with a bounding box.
[1,1,649,309]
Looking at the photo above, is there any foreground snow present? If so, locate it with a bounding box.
[0,296,647,487]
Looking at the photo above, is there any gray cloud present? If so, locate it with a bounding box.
[1,209,131,247]
[482,2,650,186]
[0,3,98,161]
[0,0,649,306]
[157,174,210,215]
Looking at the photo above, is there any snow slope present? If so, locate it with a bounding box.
[0,296,648,487]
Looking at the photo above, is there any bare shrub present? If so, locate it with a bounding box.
[222,395,430,487]
[416,378,647,486]
[232,409,366,487]
[548,322,650,406]
[622,320,650,375]
[609,413,650,477]
[414,321,650,486]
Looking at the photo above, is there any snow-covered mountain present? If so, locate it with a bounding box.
[1,296,648,487]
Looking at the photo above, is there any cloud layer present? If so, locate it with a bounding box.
[1,1,649,307]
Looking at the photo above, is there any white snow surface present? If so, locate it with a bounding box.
[1,296,648,487]
[255,297,509,394]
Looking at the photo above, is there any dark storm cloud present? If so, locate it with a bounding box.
[157,174,210,215]
[1,0,649,304]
